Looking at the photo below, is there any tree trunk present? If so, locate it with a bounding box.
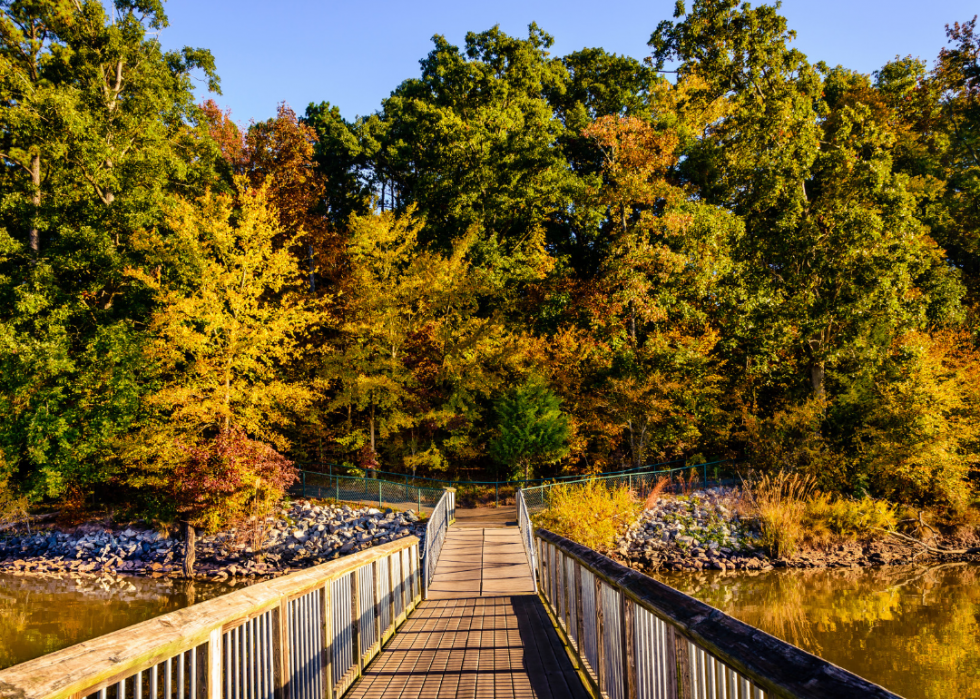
[810,360,825,399]
[182,521,196,578]
[29,153,40,257]
[369,408,377,479]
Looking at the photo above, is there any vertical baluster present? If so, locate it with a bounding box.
[164,658,172,699]
[116,679,126,699]
[178,652,185,699]
[192,647,199,699]
[98,689,107,699]
[225,631,232,699]
[233,626,240,699]
[250,619,257,699]
[151,665,158,699]
[257,615,265,699]
[299,597,308,699]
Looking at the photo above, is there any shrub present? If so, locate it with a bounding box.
[533,479,639,554]
[175,429,298,533]
[803,493,898,545]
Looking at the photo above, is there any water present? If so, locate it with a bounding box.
[656,562,980,699]
[1,564,977,697]
[0,573,243,670]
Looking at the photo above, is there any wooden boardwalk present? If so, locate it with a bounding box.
[347,524,589,699]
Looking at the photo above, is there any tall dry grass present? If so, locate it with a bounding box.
[533,479,640,554]
[644,476,670,510]
[743,472,816,558]
[744,471,901,557]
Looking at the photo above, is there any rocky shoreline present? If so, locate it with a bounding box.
[616,487,975,573]
[0,500,426,581]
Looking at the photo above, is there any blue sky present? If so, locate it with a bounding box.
[157,0,978,125]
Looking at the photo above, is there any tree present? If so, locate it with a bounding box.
[490,378,570,481]
[172,428,296,576]
[121,180,317,569]
[0,0,220,501]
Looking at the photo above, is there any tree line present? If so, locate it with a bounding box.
[1,0,978,529]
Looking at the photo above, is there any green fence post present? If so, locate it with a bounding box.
[418,488,421,513]
[495,483,499,509]
[335,477,339,502]
[302,471,306,498]
[379,480,382,509]
[703,464,707,489]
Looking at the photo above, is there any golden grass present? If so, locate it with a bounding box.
[744,471,901,556]
[533,479,640,554]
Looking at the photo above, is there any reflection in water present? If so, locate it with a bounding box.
[0,573,243,669]
[656,563,980,699]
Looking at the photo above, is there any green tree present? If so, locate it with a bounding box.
[490,378,570,481]
[0,0,220,501]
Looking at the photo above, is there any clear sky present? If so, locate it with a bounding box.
[157,0,978,125]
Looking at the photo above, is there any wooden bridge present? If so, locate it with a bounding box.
[0,491,902,699]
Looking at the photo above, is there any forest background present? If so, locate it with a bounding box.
[2,0,979,530]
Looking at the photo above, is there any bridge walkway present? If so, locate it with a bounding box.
[346,518,588,699]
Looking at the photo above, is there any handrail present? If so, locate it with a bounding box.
[535,529,901,699]
[0,536,422,699]
[516,489,537,586]
[421,488,455,597]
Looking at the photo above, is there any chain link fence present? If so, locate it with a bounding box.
[292,470,446,513]
[521,460,733,514]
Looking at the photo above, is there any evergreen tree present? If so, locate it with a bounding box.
[490,378,570,481]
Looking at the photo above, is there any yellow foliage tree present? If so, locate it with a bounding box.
[857,330,980,514]
[124,180,321,520]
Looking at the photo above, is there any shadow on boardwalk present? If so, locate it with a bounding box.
[347,527,588,699]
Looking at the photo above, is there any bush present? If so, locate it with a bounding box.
[532,479,639,554]
[803,493,898,546]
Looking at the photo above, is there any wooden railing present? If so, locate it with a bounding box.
[536,529,903,699]
[516,489,537,581]
[421,488,454,596]
[0,536,421,699]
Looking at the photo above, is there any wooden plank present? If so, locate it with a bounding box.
[535,528,902,699]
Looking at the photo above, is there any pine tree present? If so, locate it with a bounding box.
[490,378,570,481]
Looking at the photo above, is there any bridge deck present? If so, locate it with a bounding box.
[347,526,588,699]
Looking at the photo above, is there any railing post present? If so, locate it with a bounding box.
[671,627,693,699]
[574,563,584,653]
[208,628,221,699]
[595,575,604,694]
[351,570,363,676]
[321,583,334,699]
[273,599,290,699]
[372,561,382,651]
[623,597,637,699]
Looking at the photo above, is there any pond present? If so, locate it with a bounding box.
[656,562,980,699]
[0,573,243,670]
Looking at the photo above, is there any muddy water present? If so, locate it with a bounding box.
[656,563,980,699]
[0,573,244,670]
